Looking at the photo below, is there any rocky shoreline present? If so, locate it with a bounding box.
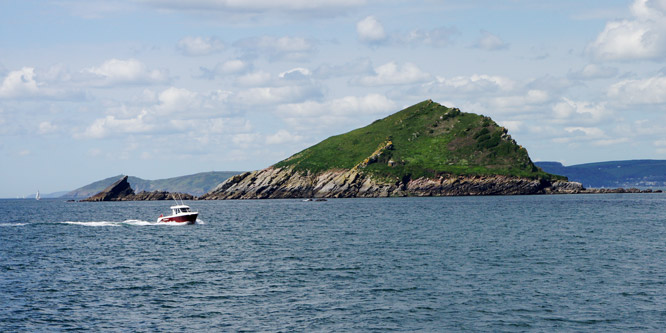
[80,173,662,202]
[198,166,661,200]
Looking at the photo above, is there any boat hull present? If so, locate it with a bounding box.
[157,212,198,224]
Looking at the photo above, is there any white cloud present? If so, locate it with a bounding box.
[474,30,509,51]
[355,62,431,86]
[236,71,272,86]
[588,0,666,60]
[198,59,250,79]
[83,58,169,86]
[552,98,609,123]
[38,121,57,134]
[177,36,224,56]
[553,126,630,146]
[608,74,666,104]
[265,129,304,145]
[356,16,387,44]
[276,94,395,130]
[220,60,248,74]
[0,66,80,100]
[497,120,523,132]
[490,90,550,111]
[156,87,199,113]
[430,74,515,93]
[234,36,315,61]
[279,67,311,80]
[80,110,154,139]
[0,67,38,98]
[78,87,233,139]
[234,85,322,105]
[395,26,458,48]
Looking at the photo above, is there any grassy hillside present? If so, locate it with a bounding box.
[536,160,666,188]
[62,171,241,199]
[276,100,560,181]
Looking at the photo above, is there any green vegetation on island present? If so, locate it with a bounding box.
[276,100,562,181]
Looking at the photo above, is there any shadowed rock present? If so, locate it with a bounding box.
[81,176,196,201]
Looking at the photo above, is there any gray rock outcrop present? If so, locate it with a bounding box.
[81,176,196,201]
[200,166,585,200]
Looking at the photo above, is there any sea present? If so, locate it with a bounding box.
[1,194,665,332]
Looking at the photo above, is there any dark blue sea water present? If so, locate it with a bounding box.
[1,195,665,331]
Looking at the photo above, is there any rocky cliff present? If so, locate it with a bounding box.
[81,176,194,201]
[200,166,584,199]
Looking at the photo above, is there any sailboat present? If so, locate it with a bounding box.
[35,190,40,200]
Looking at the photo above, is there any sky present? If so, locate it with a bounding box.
[2,0,666,197]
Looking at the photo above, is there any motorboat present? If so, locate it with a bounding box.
[157,204,198,224]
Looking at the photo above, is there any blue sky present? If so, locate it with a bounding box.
[2,0,666,197]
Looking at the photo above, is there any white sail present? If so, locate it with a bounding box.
[36,190,40,200]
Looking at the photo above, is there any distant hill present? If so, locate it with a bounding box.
[535,160,666,189]
[62,171,241,199]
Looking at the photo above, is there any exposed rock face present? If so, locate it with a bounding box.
[131,191,195,201]
[200,166,584,200]
[81,176,134,201]
[81,176,195,201]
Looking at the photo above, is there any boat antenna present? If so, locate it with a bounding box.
[171,193,179,206]
[177,193,184,205]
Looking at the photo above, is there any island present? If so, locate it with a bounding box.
[201,100,584,199]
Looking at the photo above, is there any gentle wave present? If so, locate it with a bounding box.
[0,223,28,227]
[61,220,197,227]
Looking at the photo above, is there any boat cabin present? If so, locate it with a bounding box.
[171,205,192,215]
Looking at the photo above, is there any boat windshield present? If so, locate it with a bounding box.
[172,207,190,214]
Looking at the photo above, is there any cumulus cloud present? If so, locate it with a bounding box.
[79,87,233,139]
[473,30,509,51]
[0,66,81,100]
[279,67,311,80]
[395,26,459,48]
[356,16,387,44]
[265,129,304,145]
[490,90,550,111]
[357,16,458,48]
[177,36,224,56]
[81,110,154,139]
[38,121,57,134]
[83,58,169,86]
[276,94,395,130]
[428,74,515,93]
[608,74,666,104]
[0,67,38,98]
[234,85,322,105]
[552,98,609,124]
[198,59,250,79]
[588,0,666,61]
[234,36,316,61]
[236,71,272,87]
[355,62,431,86]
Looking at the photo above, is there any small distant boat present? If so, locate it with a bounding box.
[157,204,198,224]
[35,190,40,201]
